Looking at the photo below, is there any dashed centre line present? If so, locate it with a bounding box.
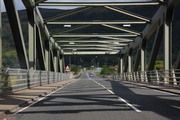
[88,75,142,113]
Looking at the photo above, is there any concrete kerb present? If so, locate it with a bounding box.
[0,79,76,116]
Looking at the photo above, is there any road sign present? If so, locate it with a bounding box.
[65,65,70,71]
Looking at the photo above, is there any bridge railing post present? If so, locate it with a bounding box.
[155,70,160,85]
[172,70,177,86]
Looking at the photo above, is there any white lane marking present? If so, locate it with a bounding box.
[107,89,115,95]
[90,77,142,113]
[12,79,79,115]
[118,97,141,113]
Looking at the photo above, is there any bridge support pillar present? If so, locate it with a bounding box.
[28,9,36,70]
[163,6,174,84]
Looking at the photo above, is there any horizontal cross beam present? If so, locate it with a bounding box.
[52,34,137,37]
[46,21,147,25]
[37,2,161,6]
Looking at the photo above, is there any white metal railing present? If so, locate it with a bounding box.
[102,69,180,87]
[0,68,72,94]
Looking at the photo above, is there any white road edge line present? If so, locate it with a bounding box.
[12,79,79,115]
[87,74,142,113]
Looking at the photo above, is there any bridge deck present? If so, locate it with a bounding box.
[0,73,180,120]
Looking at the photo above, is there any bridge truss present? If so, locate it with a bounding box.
[0,0,180,83]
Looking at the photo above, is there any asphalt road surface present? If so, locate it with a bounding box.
[14,72,180,120]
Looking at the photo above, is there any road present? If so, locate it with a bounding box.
[14,72,180,120]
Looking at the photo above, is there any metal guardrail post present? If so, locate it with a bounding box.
[172,70,177,85]
[48,71,49,84]
[27,70,30,89]
[144,71,148,83]
[155,70,160,85]
[136,72,139,82]
[164,71,169,85]
[39,71,42,86]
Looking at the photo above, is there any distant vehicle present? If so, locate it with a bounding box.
[89,73,94,77]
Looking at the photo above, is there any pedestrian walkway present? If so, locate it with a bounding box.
[120,81,180,95]
[0,79,75,116]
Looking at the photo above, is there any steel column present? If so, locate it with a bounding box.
[124,55,128,72]
[128,50,133,72]
[27,8,36,70]
[45,41,50,71]
[141,39,146,72]
[36,26,46,70]
[4,0,29,69]
[0,0,2,68]
[133,49,141,71]
[120,55,124,74]
[147,25,163,70]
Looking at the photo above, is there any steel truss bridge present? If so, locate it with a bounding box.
[0,0,180,87]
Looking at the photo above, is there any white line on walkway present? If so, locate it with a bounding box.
[12,79,79,115]
[89,76,142,113]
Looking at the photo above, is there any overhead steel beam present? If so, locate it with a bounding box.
[4,0,29,69]
[104,6,150,22]
[37,2,161,6]
[52,34,137,37]
[102,24,141,35]
[121,0,180,54]
[46,21,147,25]
[99,36,134,42]
[60,44,126,47]
[64,51,119,55]
[45,7,92,22]
[62,47,122,50]
[56,40,129,43]
[35,0,47,4]
[52,25,91,34]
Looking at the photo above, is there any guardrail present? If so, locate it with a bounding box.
[102,69,180,87]
[0,68,72,94]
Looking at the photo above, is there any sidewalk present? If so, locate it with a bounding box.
[120,81,180,95]
[0,79,76,116]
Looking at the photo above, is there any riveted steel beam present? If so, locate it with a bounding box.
[62,47,122,50]
[45,7,92,22]
[4,0,29,69]
[47,21,147,25]
[104,6,150,22]
[0,1,2,68]
[60,44,126,47]
[102,24,141,35]
[56,40,129,43]
[37,2,161,6]
[36,26,46,70]
[52,34,137,38]
[64,51,119,55]
[52,25,91,35]
[133,49,141,71]
[147,25,163,70]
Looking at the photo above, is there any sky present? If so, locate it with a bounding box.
[1,0,151,12]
